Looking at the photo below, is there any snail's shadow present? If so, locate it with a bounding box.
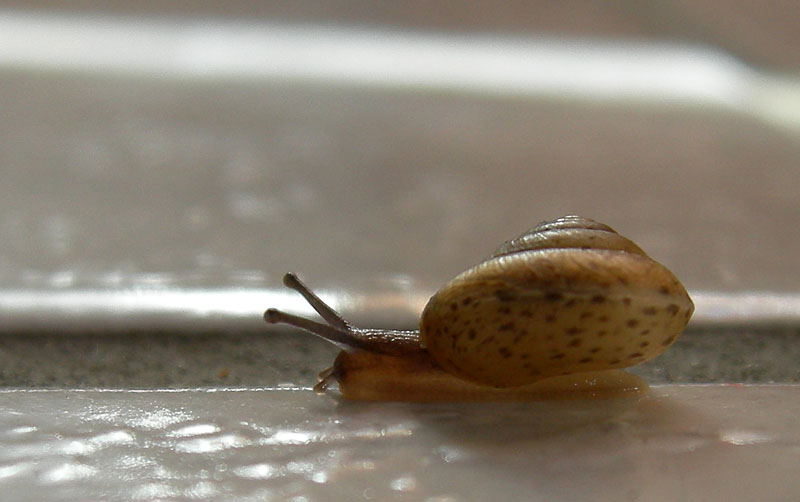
[328,387,712,452]
[319,387,719,499]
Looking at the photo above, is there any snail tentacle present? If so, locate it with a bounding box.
[313,365,340,395]
[264,308,368,351]
[265,275,424,356]
[282,272,354,331]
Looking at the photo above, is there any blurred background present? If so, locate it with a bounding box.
[2,4,800,502]
[0,1,799,387]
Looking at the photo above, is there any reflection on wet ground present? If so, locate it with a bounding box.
[1,386,798,501]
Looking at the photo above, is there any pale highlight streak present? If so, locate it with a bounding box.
[0,288,797,333]
[0,10,799,129]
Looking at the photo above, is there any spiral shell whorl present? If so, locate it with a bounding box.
[530,215,616,233]
[490,215,646,259]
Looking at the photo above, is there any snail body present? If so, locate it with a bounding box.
[265,216,693,401]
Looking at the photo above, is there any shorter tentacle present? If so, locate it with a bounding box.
[313,365,340,395]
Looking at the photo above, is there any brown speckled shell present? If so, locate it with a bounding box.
[419,216,694,388]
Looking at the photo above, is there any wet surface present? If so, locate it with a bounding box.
[2,71,799,295]
[1,12,799,339]
[1,386,798,502]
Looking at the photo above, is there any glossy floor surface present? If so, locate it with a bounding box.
[2,385,799,502]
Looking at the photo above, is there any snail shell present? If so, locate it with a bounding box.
[420,215,694,388]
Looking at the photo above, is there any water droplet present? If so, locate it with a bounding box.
[233,463,279,480]
[719,429,773,446]
[167,423,220,438]
[174,434,251,453]
[390,475,418,492]
[39,462,97,484]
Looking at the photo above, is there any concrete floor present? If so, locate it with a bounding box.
[1,327,799,389]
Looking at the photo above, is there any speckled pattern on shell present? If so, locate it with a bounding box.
[420,247,694,388]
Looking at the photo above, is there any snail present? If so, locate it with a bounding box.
[264,216,693,401]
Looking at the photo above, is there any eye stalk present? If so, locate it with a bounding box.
[264,273,421,355]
